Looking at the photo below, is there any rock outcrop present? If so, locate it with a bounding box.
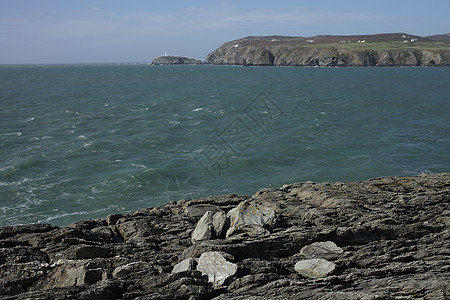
[205,34,450,66]
[0,173,449,299]
[151,56,202,65]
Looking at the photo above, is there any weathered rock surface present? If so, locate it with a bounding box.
[300,241,344,260]
[294,258,336,278]
[191,211,214,244]
[0,173,449,299]
[196,251,237,287]
[226,200,278,238]
[151,55,202,65]
[172,258,196,274]
[205,34,450,66]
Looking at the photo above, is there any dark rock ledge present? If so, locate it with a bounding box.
[1,173,449,299]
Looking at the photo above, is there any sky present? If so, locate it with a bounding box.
[0,0,449,64]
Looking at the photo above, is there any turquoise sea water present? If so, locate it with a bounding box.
[0,64,449,227]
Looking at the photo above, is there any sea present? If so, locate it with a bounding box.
[0,64,449,227]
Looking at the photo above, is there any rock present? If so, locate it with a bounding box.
[65,245,110,260]
[106,214,123,225]
[183,204,222,218]
[197,251,238,287]
[191,211,214,243]
[112,261,149,278]
[294,259,336,278]
[213,211,227,238]
[30,260,106,289]
[300,241,344,260]
[172,257,196,273]
[226,200,278,238]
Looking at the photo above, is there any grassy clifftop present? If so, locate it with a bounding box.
[205,33,450,66]
[227,33,450,51]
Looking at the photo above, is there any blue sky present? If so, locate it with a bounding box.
[1,0,449,64]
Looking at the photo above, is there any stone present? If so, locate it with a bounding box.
[184,204,221,218]
[106,214,123,225]
[112,262,148,278]
[212,211,227,238]
[172,258,196,273]
[65,245,109,260]
[191,211,214,244]
[294,259,336,278]
[226,200,278,238]
[300,241,344,260]
[197,251,238,287]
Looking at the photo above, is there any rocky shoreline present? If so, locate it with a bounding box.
[1,173,449,299]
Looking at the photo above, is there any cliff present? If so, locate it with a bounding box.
[151,56,202,65]
[205,33,450,66]
[0,173,449,299]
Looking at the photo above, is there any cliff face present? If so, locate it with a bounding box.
[152,56,202,65]
[205,35,450,66]
[0,173,449,299]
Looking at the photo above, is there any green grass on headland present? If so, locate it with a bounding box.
[296,41,450,51]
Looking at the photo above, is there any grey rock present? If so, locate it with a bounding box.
[197,251,238,287]
[300,241,344,260]
[212,211,227,238]
[226,200,278,238]
[65,245,110,260]
[172,257,196,273]
[294,258,336,278]
[112,261,148,278]
[184,204,221,218]
[191,211,214,244]
[106,213,123,225]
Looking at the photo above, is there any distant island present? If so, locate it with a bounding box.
[205,33,450,66]
[152,54,202,65]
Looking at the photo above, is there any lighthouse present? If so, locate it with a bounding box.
[164,51,168,57]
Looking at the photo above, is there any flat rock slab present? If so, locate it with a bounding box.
[300,241,344,260]
[197,251,237,287]
[294,259,336,278]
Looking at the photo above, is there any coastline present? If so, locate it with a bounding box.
[1,173,449,299]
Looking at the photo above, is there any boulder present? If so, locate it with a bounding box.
[294,259,336,278]
[300,241,344,260]
[191,211,214,243]
[197,251,238,287]
[172,258,196,274]
[226,201,278,238]
[212,211,227,238]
